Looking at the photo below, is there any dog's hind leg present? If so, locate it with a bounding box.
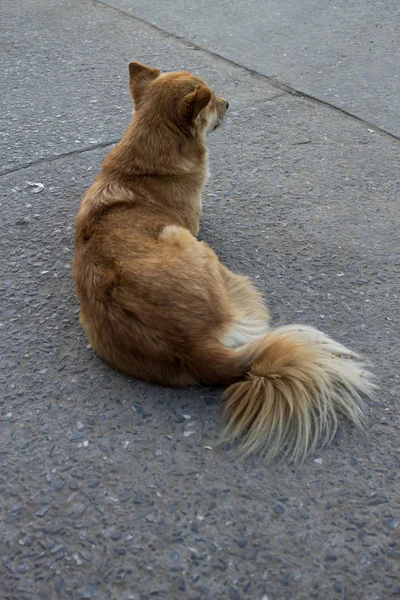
[219,265,271,348]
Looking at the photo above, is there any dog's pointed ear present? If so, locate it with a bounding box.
[180,86,212,124]
[128,61,161,105]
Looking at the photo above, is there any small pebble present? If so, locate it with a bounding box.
[383,519,399,529]
[87,479,100,489]
[325,553,337,562]
[228,587,240,600]
[119,491,131,503]
[16,563,28,573]
[18,536,34,547]
[66,431,83,441]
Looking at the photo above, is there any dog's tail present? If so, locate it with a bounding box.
[201,325,374,461]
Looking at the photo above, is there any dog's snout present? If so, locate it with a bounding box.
[225,101,229,109]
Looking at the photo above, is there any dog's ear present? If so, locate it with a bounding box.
[128,61,161,105]
[180,86,212,124]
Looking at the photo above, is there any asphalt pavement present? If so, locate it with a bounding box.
[1,1,399,599]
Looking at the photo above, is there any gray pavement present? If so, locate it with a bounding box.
[106,0,400,138]
[1,1,399,599]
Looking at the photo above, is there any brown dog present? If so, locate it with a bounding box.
[72,62,374,461]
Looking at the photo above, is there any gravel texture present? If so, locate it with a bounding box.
[1,1,399,599]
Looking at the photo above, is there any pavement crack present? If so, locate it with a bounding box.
[235,94,287,109]
[93,0,399,143]
[0,139,119,177]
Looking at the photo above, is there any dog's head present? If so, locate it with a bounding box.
[128,61,229,137]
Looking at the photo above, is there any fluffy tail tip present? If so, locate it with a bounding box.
[220,326,376,462]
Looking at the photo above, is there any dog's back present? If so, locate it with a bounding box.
[72,63,230,385]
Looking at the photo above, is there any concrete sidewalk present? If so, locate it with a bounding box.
[1,1,399,599]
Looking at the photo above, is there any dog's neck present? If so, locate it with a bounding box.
[99,113,209,236]
[104,112,208,177]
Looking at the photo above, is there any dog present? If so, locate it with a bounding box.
[72,62,374,461]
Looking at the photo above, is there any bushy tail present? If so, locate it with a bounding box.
[221,325,375,461]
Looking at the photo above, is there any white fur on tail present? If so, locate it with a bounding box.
[221,325,375,461]
[223,316,270,348]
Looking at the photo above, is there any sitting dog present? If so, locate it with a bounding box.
[72,62,373,461]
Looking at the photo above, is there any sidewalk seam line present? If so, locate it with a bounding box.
[0,139,119,177]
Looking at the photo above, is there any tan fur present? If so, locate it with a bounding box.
[72,62,374,461]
